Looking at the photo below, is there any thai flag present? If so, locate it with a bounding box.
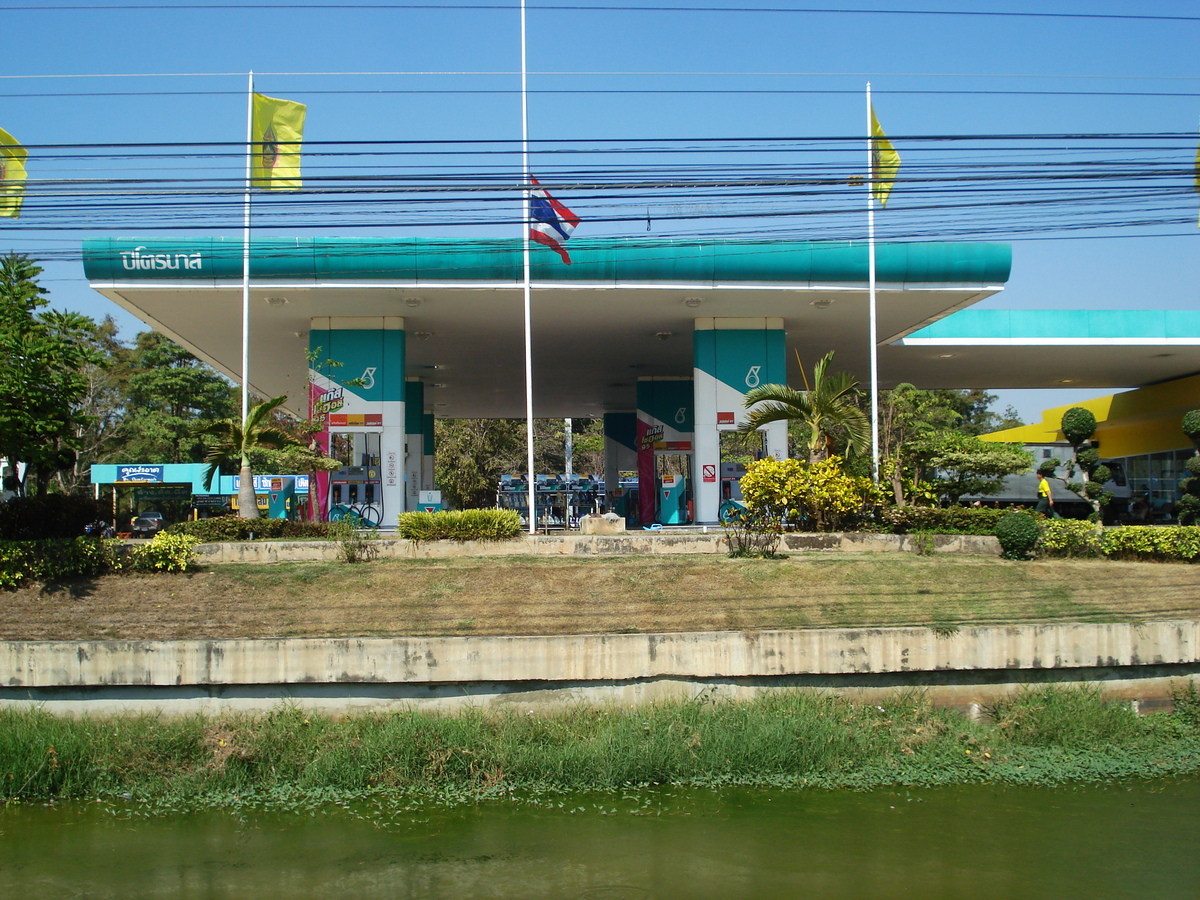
[528,176,580,265]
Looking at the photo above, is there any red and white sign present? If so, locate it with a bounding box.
[717,412,736,425]
[702,464,717,483]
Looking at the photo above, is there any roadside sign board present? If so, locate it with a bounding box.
[133,484,191,502]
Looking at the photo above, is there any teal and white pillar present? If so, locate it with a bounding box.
[405,379,425,511]
[308,316,406,524]
[693,317,788,524]
[636,377,695,525]
[422,411,436,492]
[602,412,638,511]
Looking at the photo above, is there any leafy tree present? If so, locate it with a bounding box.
[55,316,127,493]
[196,395,301,519]
[0,253,101,496]
[917,432,1033,505]
[120,331,238,463]
[877,383,961,505]
[739,351,869,463]
[433,418,587,509]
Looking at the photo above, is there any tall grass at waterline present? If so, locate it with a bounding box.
[3,686,1199,808]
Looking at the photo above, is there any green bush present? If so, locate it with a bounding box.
[397,509,522,542]
[878,506,1007,535]
[1100,526,1200,562]
[165,518,336,542]
[994,511,1040,560]
[0,494,110,541]
[0,537,122,588]
[128,533,200,572]
[1037,519,1104,558]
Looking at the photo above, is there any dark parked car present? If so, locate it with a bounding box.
[130,511,166,538]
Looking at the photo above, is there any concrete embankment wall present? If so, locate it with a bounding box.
[194,531,1001,563]
[3,621,1196,716]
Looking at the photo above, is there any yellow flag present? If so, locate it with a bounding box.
[869,106,901,208]
[251,93,306,191]
[0,126,28,218]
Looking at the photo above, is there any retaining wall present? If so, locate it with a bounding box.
[194,531,1001,564]
[3,621,1195,716]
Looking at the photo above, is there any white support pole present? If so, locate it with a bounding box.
[866,82,880,484]
[520,0,536,532]
[241,71,254,426]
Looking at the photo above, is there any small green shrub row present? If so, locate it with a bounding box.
[0,538,121,587]
[1036,521,1200,561]
[397,509,523,542]
[0,533,201,587]
[165,518,337,542]
[877,505,1008,535]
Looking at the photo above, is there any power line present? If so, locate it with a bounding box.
[3,4,1199,23]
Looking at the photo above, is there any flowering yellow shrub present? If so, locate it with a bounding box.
[740,456,882,532]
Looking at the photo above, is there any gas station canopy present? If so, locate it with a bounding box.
[85,236,1023,419]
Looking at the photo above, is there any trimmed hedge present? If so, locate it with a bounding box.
[876,506,1007,535]
[165,518,338,542]
[1038,520,1200,562]
[0,494,110,541]
[397,509,523,542]
[0,538,122,588]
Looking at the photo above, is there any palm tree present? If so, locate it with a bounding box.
[739,351,870,463]
[197,395,300,519]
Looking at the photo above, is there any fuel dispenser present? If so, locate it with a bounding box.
[329,431,384,527]
[657,472,689,525]
[266,477,296,519]
[654,454,693,525]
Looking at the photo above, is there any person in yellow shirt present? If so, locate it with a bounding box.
[1035,471,1057,517]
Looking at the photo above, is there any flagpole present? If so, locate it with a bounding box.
[241,71,254,427]
[520,0,537,533]
[866,82,880,484]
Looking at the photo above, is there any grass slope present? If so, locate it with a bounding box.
[3,553,1199,640]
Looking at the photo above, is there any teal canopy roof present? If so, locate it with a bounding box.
[83,237,1012,286]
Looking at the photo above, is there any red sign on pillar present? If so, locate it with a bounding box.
[702,464,717,483]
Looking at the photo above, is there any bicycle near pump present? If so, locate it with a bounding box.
[328,502,383,528]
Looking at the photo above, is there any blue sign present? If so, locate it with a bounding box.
[116,465,164,483]
[232,474,310,493]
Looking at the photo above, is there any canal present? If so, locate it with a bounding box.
[2,779,1197,898]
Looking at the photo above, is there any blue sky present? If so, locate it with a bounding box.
[2,0,1198,422]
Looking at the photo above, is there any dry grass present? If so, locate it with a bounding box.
[4,553,1199,641]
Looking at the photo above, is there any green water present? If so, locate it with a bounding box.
[2,780,1198,899]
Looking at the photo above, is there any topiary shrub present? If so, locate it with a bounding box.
[1182,409,1200,447]
[994,511,1040,560]
[1061,407,1097,447]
